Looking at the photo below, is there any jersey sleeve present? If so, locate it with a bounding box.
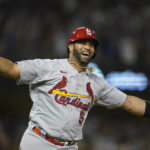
[95,78,127,109]
[16,59,55,85]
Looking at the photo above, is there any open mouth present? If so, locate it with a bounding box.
[81,51,90,58]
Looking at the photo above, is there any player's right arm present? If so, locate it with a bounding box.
[0,57,20,79]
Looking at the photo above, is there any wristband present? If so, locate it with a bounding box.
[144,101,150,117]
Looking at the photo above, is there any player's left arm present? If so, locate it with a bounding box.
[120,95,148,117]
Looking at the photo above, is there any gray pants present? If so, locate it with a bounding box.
[19,127,78,150]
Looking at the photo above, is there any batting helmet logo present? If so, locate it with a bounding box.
[86,28,92,36]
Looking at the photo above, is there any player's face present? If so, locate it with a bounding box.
[71,39,95,65]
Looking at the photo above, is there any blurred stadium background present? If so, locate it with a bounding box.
[0,0,150,149]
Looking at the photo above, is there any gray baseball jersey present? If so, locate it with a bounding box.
[16,58,126,141]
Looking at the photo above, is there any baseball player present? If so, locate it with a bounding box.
[0,27,149,150]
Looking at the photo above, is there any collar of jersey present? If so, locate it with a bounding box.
[65,59,91,76]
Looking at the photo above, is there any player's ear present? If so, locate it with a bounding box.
[68,43,73,53]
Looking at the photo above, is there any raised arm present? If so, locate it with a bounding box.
[0,57,20,79]
[120,95,146,116]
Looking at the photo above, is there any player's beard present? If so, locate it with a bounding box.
[73,47,94,66]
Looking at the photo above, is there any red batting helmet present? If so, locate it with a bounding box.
[68,27,99,48]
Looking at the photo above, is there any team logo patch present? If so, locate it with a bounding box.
[48,76,94,111]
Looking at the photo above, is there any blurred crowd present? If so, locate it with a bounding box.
[0,0,150,70]
[0,0,150,149]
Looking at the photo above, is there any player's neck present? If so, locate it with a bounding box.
[68,59,87,72]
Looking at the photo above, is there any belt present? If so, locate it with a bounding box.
[32,126,76,146]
